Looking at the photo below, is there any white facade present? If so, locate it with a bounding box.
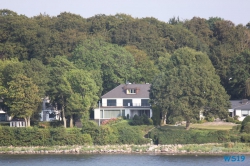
[101,98,150,107]
[40,97,61,121]
[94,97,152,120]
[234,109,250,121]
[229,100,250,121]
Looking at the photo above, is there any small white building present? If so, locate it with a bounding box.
[229,99,250,121]
[0,108,11,121]
[94,83,152,120]
[40,97,61,121]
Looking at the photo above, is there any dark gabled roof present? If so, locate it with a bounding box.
[230,100,250,110]
[102,84,151,98]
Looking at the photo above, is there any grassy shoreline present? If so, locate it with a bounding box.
[1,143,250,155]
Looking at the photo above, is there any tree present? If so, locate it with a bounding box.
[65,69,99,127]
[71,39,137,94]
[23,58,50,97]
[124,45,159,83]
[48,56,76,128]
[2,74,40,126]
[150,47,230,129]
[246,78,250,97]
[228,50,250,99]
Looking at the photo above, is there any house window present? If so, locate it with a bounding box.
[104,110,120,118]
[49,113,55,118]
[107,99,116,106]
[0,114,5,121]
[138,110,150,117]
[127,89,136,94]
[123,99,133,106]
[100,110,103,118]
[141,99,150,106]
[242,110,249,117]
[122,110,125,117]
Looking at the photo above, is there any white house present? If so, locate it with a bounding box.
[40,97,61,121]
[94,83,152,120]
[229,99,250,121]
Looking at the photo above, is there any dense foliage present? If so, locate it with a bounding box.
[0,126,92,146]
[82,121,149,145]
[0,9,250,127]
[150,48,230,128]
[148,127,250,144]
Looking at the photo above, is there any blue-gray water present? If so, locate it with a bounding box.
[0,154,249,166]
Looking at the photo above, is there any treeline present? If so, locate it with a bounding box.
[0,9,250,126]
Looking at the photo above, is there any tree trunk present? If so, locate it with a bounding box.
[62,106,66,128]
[186,120,191,130]
[161,112,167,126]
[24,117,28,127]
[27,116,31,127]
[70,114,73,128]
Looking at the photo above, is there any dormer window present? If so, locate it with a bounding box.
[127,89,136,94]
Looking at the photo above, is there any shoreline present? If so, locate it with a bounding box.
[1,143,250,155]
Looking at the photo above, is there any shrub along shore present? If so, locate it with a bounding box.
[1,143,250,155]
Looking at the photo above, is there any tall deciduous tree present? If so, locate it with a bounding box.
[65,69,99,127]
[150,47,230,129]
[228,50,250,99]
[48,56,76,128]
[3,74,40,126]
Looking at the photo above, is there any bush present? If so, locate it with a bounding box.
[148,118,153,125]
[130,114,152,125]
[231,125,241,132]
[230,135,240,142]
[226,117,235,123]
[243,122,250,133]
[190,119,197,124]
[0,122,10,126]
[115,124,149,144]
[36,121,63,128]
[241,133,250,142]
[0,126,92,146]
[148,128,231,144]
[168,115,184,124]
[130,114,143,125]
[242,116,250,126]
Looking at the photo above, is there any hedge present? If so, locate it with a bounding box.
[148,128,232,144]
[0,126,92,146]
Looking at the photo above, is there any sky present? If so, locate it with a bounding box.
[1,0,249,25]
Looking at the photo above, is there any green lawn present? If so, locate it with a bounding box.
[190,123,237,130]
[159,122,238,130]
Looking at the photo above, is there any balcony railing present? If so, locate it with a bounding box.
[104,103,150,107]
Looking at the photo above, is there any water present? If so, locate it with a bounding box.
[0,154,249,166]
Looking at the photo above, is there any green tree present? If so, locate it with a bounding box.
[65,69,99,127]
[48,56,76,128]
[228,50,250,99]
[23,58,50,97]
[124,45,159,83]
[71,39,136,94]
[2,74,40,126]
[150,47,230,129]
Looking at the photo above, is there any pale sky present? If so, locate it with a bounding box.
[1,0,249,25]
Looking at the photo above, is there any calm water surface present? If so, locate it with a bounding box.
[0,154,249,166]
